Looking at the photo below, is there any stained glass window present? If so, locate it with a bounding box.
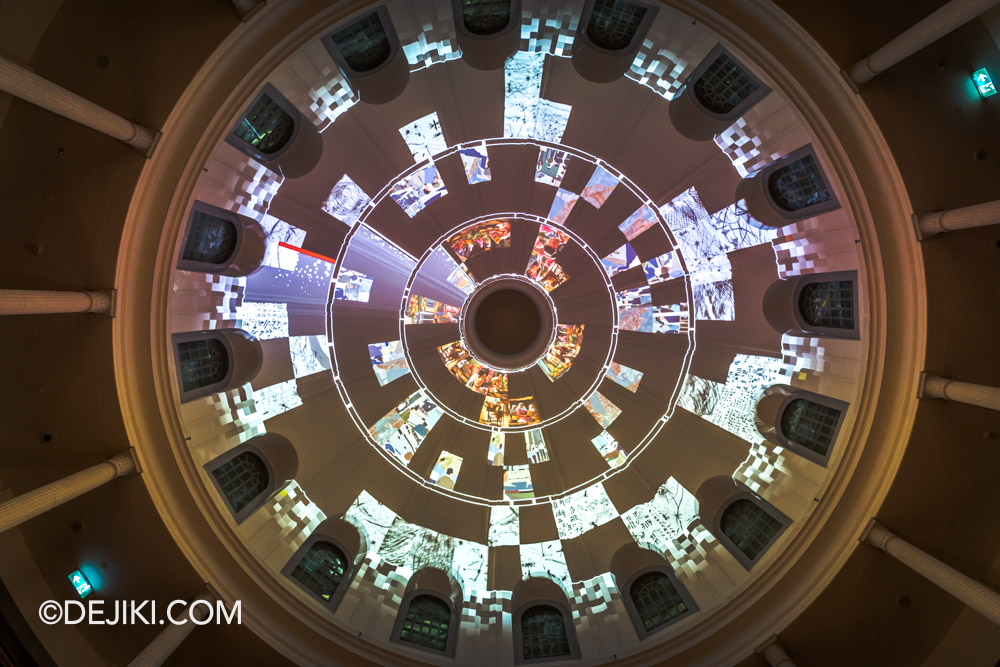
[463,0,511,35]
[211,452,269,514]
[781,398,841,456]
[521,605,570,660]
[291,541,348,602]
[721,499,782,561]
[767,154,831,212]
[332,11,391,72]
[693,52,760,114]
[183,210,238,265]
[177,338,228,392]
[586,0,646,51]
[799,280,855,330]
[233,94,294,155]
[400,595,450,652]
[630,571,688,632]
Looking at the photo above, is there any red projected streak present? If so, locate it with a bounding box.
[278,242,337,264]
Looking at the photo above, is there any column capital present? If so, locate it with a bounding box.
[108,450,141,478]
[756,635,796,667]
[861,519,896,551]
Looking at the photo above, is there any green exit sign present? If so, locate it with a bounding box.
[68,569,93,598]
[973,67,996,98]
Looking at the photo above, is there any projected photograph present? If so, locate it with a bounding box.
[591,430,628,468]
[429,451,463,489]
[460,143,491,184]
[581,165,619,208]
[487,432,505,466]
[519,540,570,585]
[253,379,303,421]
[405,294,460,324]
[369,340,410,386]
[447,264,476,294]
[389,163,447,218]
[480,395,509,427]
[552,483,619,540]
[533,223,570,257]
[534,99,572,144]
[693,279,736,321]
[334,269,373,302]
[488,505,519,546]
[289,335,332,378]
[503,464,534,500]
[652,302,690,334]
[644,250,685,284]
[503,51,543,138]
[601,243,640,276]
[237,301,289,340]
[467,366,509,398]
[606,361,643,392]
[509,397,541,426]
[479,395,540,427]
[537,324,585,381]
[621,477,700,550]
[535,147,570,186]
[583,390,622,428]
[525,254,569,291]
[678,374,723,416]
[447,220,511,262]
[525,429,550,463]
[322,174,371,225]
[619,204,659,241]
[547,188,579,225]
[399,111,446,162]
[369,390,444,465]
[260,215,307,271]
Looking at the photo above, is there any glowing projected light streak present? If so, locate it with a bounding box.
[547,188,579,225]
[460,142,492,184]
[643,250,684,285]
[447,220,511,262]
[369,390,444,465]
[369,340,410,386]
[535,147,570,186]
[277,242,337,264]
[487,432,505,466]
[526,224,571,291]
[488,505,519,546]
[430,451,463,489]
[974,67,997,98]
[581,165,619,208]
[606,362,642,392]
[520,540,571,586]
[289,335,331,378]
[322,174,371,226]
[334,269,373,302]
[504,464,534,500]
[405,294,461,324]
[537,324,584,381]
[525,429,550,463]
[260,215,307,270]
[253,379,303,421]
[619,204,658,241]
[236,301,289,340]
[601,243,640,276]
[591,430,627,468]
[621,477,699,551]
[399,112,447,162]
[583,391,622,428]
[390,163,447,217]
[552,483,619,540]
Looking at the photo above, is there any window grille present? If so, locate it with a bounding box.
[332,11,391,72]
[463,0,511,34]
[693,52,760,114]
[781,398,841,456]
[799,280,855,330]
[400,595,451,652]
[211,452,269,514]
[767,154,831,212]
[233,94,294,155]
[521,605,571,660]
[721,499,782,561]
[291,541,348,602]
[630,571,688,632]
[586,0,646,51]
[183,210,237,265]
[177,338,228,392]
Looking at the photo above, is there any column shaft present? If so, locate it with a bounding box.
[0,289,113,316]
[0,56,158,154]
[915,199,1000,238]
[864,522,1000,625]
[0,452,136,534]
[127,592,214,667]
[757,636,797,667]
[919,373,1000,411]
[847,0,1000,86]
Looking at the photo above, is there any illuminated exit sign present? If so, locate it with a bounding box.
[68,570,93,598]
[973,67,996,98]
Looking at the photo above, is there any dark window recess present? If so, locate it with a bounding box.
[781,398,841,456]
[177,338,228,392]
[183,210,238,265]
[463,0,512,34]
[291,541,348,602]
[767,154,831,211]
[521,605,571,660]
[799,280,855,330]
[233,94,294,155]
[211,452,268,514]
[721,499,782,561]
[693,52,760,114]
[400,595,451,652]
[586,0,646,51]
[332,11,392,72]
[630,571,688,632]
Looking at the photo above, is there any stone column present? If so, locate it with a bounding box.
[918,372,1000,412]
[0,452,137,534]
[757,636,797,667]
[0,289,114,316]
[0,56,159,154]
[846,0,1000,87]
[127,591,214,667]
[913,199,1000,239]
[863,521,1000,625]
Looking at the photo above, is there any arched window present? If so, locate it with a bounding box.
[290,541,348,603]
[799,279,855,330]
[693,51,761,114]
[520,605,570,660]
[210,451,269,515]
[399,595,451,652]
[233,93,294,155]
[177,338,229,393]
[586,0,647,51]
[780,397,842,457]
[721,499,783,562]
[629,571,688,632]
[182,209,238,265]
[767,153,832,212]
[331,11,391,72]
[462,0,511,34]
